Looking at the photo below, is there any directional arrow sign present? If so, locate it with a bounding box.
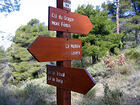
[48,6,93,35]
[27,36,82,62]
[47,65,96,94]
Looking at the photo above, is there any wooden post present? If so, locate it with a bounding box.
[56,0,71,105]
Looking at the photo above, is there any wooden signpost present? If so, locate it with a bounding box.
[27,0,95,105]
[47,65,96,94]
[28,36,82,62]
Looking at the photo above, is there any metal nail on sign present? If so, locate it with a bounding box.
[48,6,93,35]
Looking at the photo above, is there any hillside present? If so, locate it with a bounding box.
[0,47,140,105]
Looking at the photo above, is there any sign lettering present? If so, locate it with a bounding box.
[51,12,74,28]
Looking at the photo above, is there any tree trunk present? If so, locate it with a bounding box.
[132,0,138,15]
[92,55,98,64]
[135,29,140,45]
[116,0,120,34]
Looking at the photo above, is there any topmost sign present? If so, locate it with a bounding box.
[48,6,93,35]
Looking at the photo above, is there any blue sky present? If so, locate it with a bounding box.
[0,0,112,49]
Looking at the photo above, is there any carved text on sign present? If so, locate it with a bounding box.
[51,12,74,28]
[48,70,65,84]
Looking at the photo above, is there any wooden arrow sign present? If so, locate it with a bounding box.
[48,6,93,35]
[47,65,96,94]
[27,36,82,62]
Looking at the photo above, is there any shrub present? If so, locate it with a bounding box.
[126,49,140,60]
[114,47,120,55]
[0,78,56,105]
[119,64,132,75]
[84,87,97,99]
[80,85,97,105]
[87,60,107,76]
[0,86,19,105]
[99,83,123,105]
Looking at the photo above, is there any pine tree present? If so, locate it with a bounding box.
[7,19,55,84]
[104,0,140,46]
[73,5,123,64]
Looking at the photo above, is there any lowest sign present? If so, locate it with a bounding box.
[47,65,96,94]
[27,36,82,62]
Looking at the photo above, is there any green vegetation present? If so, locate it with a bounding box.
[0,47,6,70]
[0,78,56,105]
[103,0,140,47]
[73,5,123,64]
[126,48,140,60]
[99,84,123,105]
[6,19,55,84]
[1,47,140,105]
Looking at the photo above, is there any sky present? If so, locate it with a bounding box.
[0,0,111,50]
